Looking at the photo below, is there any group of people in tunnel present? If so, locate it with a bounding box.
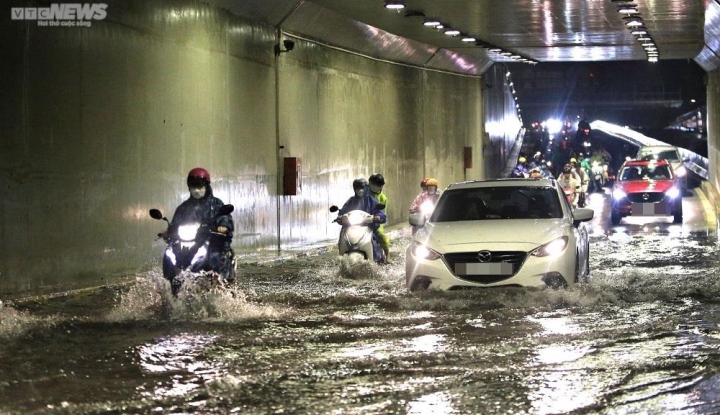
[160,168,443,290]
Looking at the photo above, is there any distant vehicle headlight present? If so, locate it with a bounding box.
[531,236,569,257]
[411,242,441,260]
[612,188,627,200]
[665,187,681,199]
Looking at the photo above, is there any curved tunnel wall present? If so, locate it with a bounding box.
[0,0,521,298]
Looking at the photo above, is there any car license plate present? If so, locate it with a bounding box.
[631,201,670,216]
[455,262,513,275]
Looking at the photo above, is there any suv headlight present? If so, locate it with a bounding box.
[531,236,569,257]
[612,188,626,200]
[665,187,681,199]
[410,241,441,260]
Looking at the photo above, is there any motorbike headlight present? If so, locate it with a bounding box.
[178,224,200,241]
[411,242,441,260]
[420,201,435,215]
[531,236,569,257]
[665,187,681,199]
[346,213,365,226]
[612,188,627,200]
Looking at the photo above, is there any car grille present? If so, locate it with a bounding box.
[627,192,666,203]
[443,251,528,284]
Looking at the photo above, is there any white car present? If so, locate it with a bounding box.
[405,178,594,291]
[636,145,688,191]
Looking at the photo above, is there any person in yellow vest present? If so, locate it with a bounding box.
[368,173,390,263]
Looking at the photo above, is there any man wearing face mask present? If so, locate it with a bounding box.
[338,178,387,262]
[162,167,235,284]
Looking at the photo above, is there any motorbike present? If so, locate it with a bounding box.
[590,161,605,192]
[409,199,436,235]
[149,204,236,296]
[562,185,579,208]
[329,204,385,264]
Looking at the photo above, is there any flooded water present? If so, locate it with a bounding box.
[3,194,720,414]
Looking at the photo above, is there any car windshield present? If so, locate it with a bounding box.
[639,149,680,161]
[430,186,563,221]
[620,164,672,181]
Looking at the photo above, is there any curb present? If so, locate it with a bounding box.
[699,181,719,228]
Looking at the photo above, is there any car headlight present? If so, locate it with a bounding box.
[675,166,686,177]
[665,187,681,199]
[411,241,441,260]
[612,188,627,200]
[531,236,569,257]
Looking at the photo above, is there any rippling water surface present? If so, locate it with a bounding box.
[3,224,720,414]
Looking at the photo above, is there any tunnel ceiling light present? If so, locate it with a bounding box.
[461,36,476,42]
[423,19,441,26]
[384,1,405,9]
[622,15,643,23]
[625,20,644,27]
[637,36,652,42]
[444,29,461,36]
[617,6,639,14]
[488,48,502,53]
[631,29,648,35]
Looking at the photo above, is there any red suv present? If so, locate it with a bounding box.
[610,159,683,225]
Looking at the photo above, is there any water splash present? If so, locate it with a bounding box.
[105,271,285,323]
[0,301,42,338]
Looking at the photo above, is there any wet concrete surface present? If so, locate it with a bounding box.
[2,188,720,414]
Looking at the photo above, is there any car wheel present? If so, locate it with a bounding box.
[673,209,683,223]
[573,252,583,284]
[611,211,622,225]
[583,246,590,282]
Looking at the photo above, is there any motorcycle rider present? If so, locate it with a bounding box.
[338,178,387,263]
[410,178,441,214]
[409,178,441,236]
[528,151,544,169]
[161,167,235,291]
[510,156,529,178]
[557,164,581,208]
[571,158,590,207]
[368,173,390,263]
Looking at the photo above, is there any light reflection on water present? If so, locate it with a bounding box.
[2,230,720,414]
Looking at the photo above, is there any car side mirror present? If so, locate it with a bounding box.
[329,205,339,213]
[573,208,594,227]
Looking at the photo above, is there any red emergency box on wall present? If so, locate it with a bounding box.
[283,157,301,195]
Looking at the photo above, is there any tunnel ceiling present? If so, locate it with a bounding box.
[211,0,719,75]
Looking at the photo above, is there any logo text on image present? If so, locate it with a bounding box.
[11,4,108,27]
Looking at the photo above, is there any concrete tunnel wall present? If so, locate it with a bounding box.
[0,0,512,298]
[704,68,720,216]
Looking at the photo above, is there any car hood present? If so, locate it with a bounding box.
[419,219,570,251]
[616,179,677,193]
